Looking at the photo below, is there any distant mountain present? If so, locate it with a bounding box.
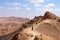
[0,17,30,36]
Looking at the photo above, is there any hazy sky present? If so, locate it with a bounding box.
[0,0,60,18]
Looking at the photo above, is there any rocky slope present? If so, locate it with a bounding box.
[18,11,60,40]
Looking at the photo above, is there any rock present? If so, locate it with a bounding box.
[44,11,59,19]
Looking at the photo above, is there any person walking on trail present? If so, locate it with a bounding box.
[32,25,33,31]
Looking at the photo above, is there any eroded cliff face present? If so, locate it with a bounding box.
[18,11,60,40]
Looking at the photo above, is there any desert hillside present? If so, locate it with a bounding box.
[18,11,60,40]
[0,11,60,40]
[0,17,30,36]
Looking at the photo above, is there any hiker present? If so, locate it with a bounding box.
[32,25,33,31]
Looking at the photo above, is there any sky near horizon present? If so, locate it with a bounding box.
[0,0,60,18]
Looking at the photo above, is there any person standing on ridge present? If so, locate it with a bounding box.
[32,23,37,31]
[32,25,33,31]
